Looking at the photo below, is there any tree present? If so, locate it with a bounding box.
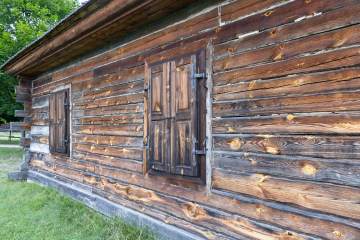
[0,0,80,123]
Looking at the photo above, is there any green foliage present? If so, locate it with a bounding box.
[0,0,80,122]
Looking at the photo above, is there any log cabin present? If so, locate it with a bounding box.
[2,0,360,239]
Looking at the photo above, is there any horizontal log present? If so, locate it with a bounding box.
[212,113,360,135]
[16,93,31,102]
[72,103,143,118]
[72,151,142,173]
[30,159,84,182]
[32,120,48,126]
[72,80,143,102]
[19,138,31,147]
[73,124,143,137]
[11,122,31,131]
[213,134,360,159]
[85,174,312,240]
[30,143,49,154]
[33,71,93,97]
[32,106,49,114]
[31,135,49,145]
[30,126,49,136]
[84,173,360,239]
[214,24,360,72]
[32,112,48,121]
[72,93,143,110]
[24,102,32,112]
[74,143,142,160]
[215,2,360,59]
[73,113,143,125]
[213,150,360,187]
[72,67,143,94]
[15,110,31,118]
[30,152,94,173]
[220,0,280,23]
[32,95,49,108]
[33,75,52,88]
[213,90,360,117]
[18,76,32,87]
[212,168,360,220]
[15,86,31,94]
[213,67,360,101]
[73,134,142,147]
[214,44,360,87]
[213,0,358,44]
[93,188,232,240]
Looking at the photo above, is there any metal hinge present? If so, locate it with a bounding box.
[143,135,150,150]
[144,76,150,98]
[191,63,206,91]
[192,137,208,166]
[63,133,69,144]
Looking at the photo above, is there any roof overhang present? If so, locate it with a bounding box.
[1,0,197,78]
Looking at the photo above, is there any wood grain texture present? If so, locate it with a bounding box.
[73,113,143,125]
[213,134,360,159]
[73,143,142,160]
[73,124,143,137]
[72,104,143,118]
[213,150,360,187]
[213,90,360,117]
[212,113,360,135]
[212,168,360,220]
[73,134,142,147]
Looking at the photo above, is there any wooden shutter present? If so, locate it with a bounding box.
[49,93,56,152]
[170,55,199,177]
[49,89,69,154]
[147,63,169,172]
[56,90,68,153]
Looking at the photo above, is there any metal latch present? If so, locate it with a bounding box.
[143,135,150,150]
[192,137,208,166]
[191,63,206,91]
[144,76,150,98]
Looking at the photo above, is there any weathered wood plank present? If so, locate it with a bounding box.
[18,76,32,88]
[72,93,143,110]
[74,143,142,160]
[73,134,142,147]
[213,0,358,44]
[30,159,84,182]
[71,67,143,94]
[33,75,52,88]
[72,151,142,173]
[72,103,143,118]
[30,152,94,173]
[19,138,31,147]
[15,110,31,117]
[213,150,360,186]
[16,93,31,102]
[93,188,233,240]
[15,86,31,94]
[215,2,360,59]
[31,135,49,145]
[212,113,360,134]
[85,174,360,239]
[86,174,314,240]
[214,44,360,86]
[213,67,360,101]
[220,0,281,23]
[11,122,31,131]
[212,168,360,220]
[213,90,360,117]
[73,124,143,136]
[73,113,143,125]
[32,95,49,108]
[213,134,360,159]
[72,81,143,102]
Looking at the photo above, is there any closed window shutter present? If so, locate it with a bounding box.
[148,63,169,172]
[49,93,56,152]
[170,54,199,177]
[55,90,68,154]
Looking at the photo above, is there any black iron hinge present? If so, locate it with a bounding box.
[191,63,206,91]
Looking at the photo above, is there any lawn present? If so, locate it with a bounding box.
[0,148,157,240]
[0,132,21,145]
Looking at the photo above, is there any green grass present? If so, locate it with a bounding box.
[0,148,158,240]
[0,133,21,145]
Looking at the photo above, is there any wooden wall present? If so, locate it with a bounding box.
[28,0,360,239]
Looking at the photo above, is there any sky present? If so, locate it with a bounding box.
[79,0,88,4]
